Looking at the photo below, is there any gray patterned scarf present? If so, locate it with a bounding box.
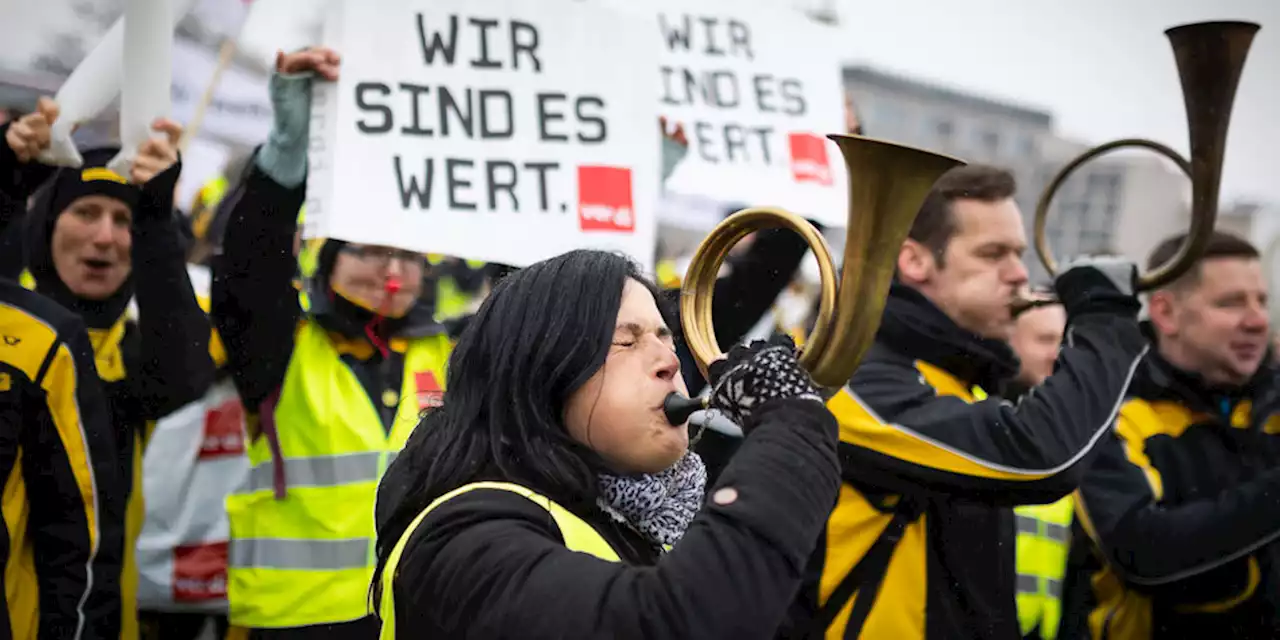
[596,452,707,550]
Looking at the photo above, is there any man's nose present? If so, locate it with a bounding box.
[1242,300,1270,332]
[1006,257,1029,286]
[90,217,116,245]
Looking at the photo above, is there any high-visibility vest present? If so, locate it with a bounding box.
[1015,496,1074,640]
[377,482,620,639]
[225,321,451,628]
[968,384,1075,640]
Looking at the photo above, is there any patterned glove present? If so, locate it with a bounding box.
[707,334,823,429]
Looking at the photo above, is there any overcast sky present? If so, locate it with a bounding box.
[823,0,1279,205]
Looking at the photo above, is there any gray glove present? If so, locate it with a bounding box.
[1053,255,1141,318]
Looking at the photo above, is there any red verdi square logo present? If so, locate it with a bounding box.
[415,371,444,409]
[172,541,228,602]
[577,166,635,233]
[788,133,833,186]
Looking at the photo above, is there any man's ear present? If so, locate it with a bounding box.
[1148,289,1179,337]
[898,239,935,285]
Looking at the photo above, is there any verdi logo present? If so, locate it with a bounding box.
[577,166,636,233]
[787,132,832,186]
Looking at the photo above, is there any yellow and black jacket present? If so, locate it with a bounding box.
[1,277,126,640]
[1068,342,1280,639]
[3,140,215,639]
[787,283,1147,639]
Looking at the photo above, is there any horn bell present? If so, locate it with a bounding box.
[1028,20,1259,299]
[679,135,963,390]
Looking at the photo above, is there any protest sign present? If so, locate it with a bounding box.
[305,0,659,270]
[613,0,848,227]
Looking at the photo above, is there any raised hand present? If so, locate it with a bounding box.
[5,97,60,163]
[130,118,183,185]
[276,47,342,81]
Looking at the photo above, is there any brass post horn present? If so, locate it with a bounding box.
[678,136,964,391]
[1016,20,1260,315]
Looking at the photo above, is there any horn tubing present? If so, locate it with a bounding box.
[679,208,839,384]
[1032,138,1192,279]
[1020,20,1258,314]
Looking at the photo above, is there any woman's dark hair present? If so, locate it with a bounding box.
[371,249,669,602]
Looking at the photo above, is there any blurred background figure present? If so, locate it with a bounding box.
[1003,295,1077,640]
[1005,290,1067,399]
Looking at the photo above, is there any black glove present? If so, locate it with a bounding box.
[707,334,823,430]
[1053,256,1141,319]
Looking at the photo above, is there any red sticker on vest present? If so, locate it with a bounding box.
[172,541,228,602]
[415,371,444,409]
[200,397,246,459]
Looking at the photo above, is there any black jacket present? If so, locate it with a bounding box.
[0,218,125,640]
[1066,339,1280,640]
[385,398,839,639]
[792,283,1147,639]
[0,126,213,492]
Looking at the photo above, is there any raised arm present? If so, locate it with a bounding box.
[834,259,1149,505]
[212,51,336,411]
[120,120,213,419]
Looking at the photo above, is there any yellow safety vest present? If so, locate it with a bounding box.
[225,321,451,628]
[1015,497,1074,640]
[378,481,620,639]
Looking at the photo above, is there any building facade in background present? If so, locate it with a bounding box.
[843,65,1188,284]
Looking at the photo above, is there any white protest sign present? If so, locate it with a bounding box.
[109,0,176,175]
[611,0,848,228]
[305,0,659,271]
[37,0,198,168]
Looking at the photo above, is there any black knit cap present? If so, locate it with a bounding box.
[26,147,141,328]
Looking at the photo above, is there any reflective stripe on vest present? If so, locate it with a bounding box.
[378,481,619,639]
[226,321,451,629]
[1015,496,1075,640]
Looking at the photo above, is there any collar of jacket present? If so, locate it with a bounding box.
[875,281,1020,391]
[1131,320,1278,418]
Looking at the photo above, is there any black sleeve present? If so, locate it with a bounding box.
[24,331,125,640]
[394,398,839,639]
[1,122,56,279]
[833,311,1149,505]
[0,194,24,279]
[118,162,214,419]
[1075,423,1280,603]
[670,225,813,394]
[210,152,303,413]
[0,122,56,204]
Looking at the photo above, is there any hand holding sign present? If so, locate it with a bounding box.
[130,119,183,185]
[5,98,60,163]
[659,116,688,147]
[277,47,342,80]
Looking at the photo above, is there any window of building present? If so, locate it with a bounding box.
[1018,133,1037,158]
[1079,230,1113,254]
[975,129,1001,158]
[934,118,955,142]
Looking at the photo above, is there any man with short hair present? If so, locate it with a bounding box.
[787,165,1148,638]
[1006,295,1067,399]
[1005,298,1078,640]
[1067,231,1280,639]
